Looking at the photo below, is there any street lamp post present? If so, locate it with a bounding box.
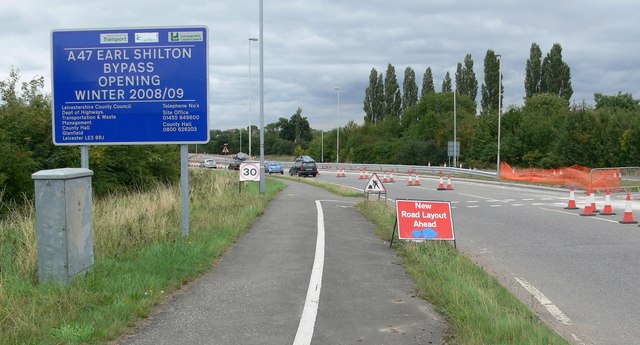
[334,87,340,163]
[453,84,457,168]
[321,130,324,163]
[496,54,502,178]
[248,37,258,159]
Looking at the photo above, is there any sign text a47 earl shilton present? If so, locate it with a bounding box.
[51,27,209,145]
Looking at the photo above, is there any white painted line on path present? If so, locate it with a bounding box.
[514,277,572,325]
[293,200,327,345]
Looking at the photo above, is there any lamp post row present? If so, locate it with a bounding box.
[496,54,502,179]
[248,37,258,159]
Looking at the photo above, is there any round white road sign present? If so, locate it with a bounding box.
[239,162,261,182]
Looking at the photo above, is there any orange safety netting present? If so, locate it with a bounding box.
[500,162,621,189]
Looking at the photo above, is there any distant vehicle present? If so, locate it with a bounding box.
[228,159,242,170]
[228,153,248,170]
[294,155,315,162]
[202,159,216,168]
[265,162,284,174]
[289,159,317,177]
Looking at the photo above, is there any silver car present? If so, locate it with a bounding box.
[202,159,217,168]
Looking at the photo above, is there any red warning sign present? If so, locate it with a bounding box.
[364,173,386,194]
[396,200,454,241]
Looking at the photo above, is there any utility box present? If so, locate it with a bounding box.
[32,168,94,284]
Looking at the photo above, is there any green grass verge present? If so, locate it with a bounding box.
[274,174,365,198]
[0,169,285,345]
[356,200,571,345]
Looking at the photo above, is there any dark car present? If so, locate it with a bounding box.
[228,153,248,170]
[289,159,318,177]
[228,159,243,170]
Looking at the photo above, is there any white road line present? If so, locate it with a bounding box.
[538,207,621,223]
[571,333,588,345]
[293,200,326,345]
[514,277,572,325]
[458,192,497,200]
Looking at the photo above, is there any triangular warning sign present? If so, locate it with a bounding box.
[364,173,386,194]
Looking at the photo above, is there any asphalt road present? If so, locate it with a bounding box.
[119,179,446,345]
[316,169,640,345]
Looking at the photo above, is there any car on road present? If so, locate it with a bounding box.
[228,159,243,170]
[265,162,284,174]
[201,159,216,168]
[289,158,317,177]
[228,153,248,170]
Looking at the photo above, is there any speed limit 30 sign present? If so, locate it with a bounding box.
[239,162,261,182]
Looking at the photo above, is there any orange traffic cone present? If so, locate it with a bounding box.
[407,173,414,186]
[580,190,595,216]
[364,170,369,179]
[383,171,388,183]
[446,175,454,190]
[415,174,421,186]
[619,193,638,224]
[437,171,446,190]
[564,186,578,210]
[600,189,616,215]
[589,188,600,213]
[359,170,365,179]
[389,170,395,183]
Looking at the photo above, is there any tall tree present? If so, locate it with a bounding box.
[375,73,384,122]
[402,66,418,112]
[441,71,452,93]
[480,50,502,114]
[383,63,402,118]
[278,108,311,146]
[455,54,478,105]
[525,43,543,98]
[363,68,383,123]
[421,67,435,98]
[541,43,573,101]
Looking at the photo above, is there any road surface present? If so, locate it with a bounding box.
[119,179,446,345]
[317,169,640,345]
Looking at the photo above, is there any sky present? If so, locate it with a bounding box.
[1,0,639,131]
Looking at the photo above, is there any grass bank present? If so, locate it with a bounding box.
[356,200,571,345]
[275,174,364,198]
[0,169,285,345]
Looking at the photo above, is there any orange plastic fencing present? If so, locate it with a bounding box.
[500,162,621,189]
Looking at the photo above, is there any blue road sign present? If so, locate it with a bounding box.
[51,27,209,145]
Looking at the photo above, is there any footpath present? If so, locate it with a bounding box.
[118,179,446,345]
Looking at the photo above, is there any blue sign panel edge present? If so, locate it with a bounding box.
[51,26,210,146]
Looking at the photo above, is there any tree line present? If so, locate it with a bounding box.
[2,42,638,207]
[208,42,639,172]
[0,69,180,209]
